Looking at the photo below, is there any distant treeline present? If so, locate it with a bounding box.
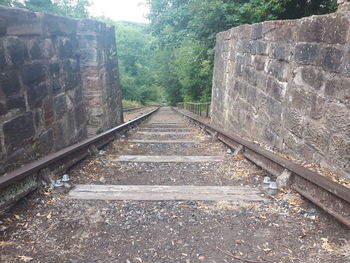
[0,0,337,105]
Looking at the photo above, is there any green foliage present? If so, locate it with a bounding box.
[146,0,337,104]
[22,0,90,18]
[109,21,164,105]
[122,99,142,108]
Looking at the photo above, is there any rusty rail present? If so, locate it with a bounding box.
[173,107,350,228]
[0,107,159,190]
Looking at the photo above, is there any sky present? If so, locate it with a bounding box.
[88,0,149,23]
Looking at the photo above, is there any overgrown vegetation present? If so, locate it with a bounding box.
[0,0,337,105]
[0,0,90,18]
[145,0,337,104]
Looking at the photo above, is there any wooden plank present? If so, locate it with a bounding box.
[137,132,194,135]
[69,185,266,201]
[147,122,186,125]
[140,128,192,131]
[112,155,225,163]
[128,140,199,144]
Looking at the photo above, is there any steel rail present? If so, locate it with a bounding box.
[123,106,145,112]
[174,107,350,228]
[0,107,160,190]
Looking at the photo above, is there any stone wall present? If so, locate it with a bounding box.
[211,3,350,180]
[78,20,123,136]
[0,6,122,175]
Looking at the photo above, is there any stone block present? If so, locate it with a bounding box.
[27,83,48,109]
[0,102,6,116]
[64,72,80,90]
[329,135,350,177]
[325,103,350,133]
[4,37,28,66]
[21,62,47,86]
[37,128,54,155]
[52,79,62,94]
[246,86,257,105]
[43,13,77,36]
[300,67,324,91]
[243,67,257,86]
[319,46,343,72]
[267,21,298,42]
[29,40,44,59]
[256,72,267,90]
[310,94,325,120]
[6,95,25,111]
[5,8,43,36]
[255,41,267,55]
[0,44,6,69]
[251,23,263,40]
[305,120,330,154]
[325,78,350,102]
[266,97,282,120]
[266,77,285,102]
[74,104,86,127]
[322,15,349,45]
[298,17,328,43]
[294,44,319,65]
[49,62,60,77]
[263,127,275,143]
[77,19,104,36]
[3,112,35,151]
[285,109,304,138]
[0,71,21,96]
[266,60,289,82]
[270,43,290,61]
[57,38,76,59]
[43,98,55,127]
[290,88,311,112]
[54,94,67,118]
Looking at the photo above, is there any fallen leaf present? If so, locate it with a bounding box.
[198,255,205,261]
[18,256,33,262]
[46,212,52,220]
[14,214,21,220]
[0,241,13,246]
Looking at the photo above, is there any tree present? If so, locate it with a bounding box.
[24,0,90,18]
[145,0,337,104]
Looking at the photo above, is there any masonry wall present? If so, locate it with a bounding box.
[0,6,122,175]
[211,2,350,180]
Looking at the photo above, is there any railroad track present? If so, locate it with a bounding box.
[174,107,350,228]
[1,107,349,262]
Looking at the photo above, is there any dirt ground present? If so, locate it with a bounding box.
[1,107,349,263]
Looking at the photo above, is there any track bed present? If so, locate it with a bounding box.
[1,107,349,263]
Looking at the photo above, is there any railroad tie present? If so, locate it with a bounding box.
[111,155,225,163]
[69,185,266,202]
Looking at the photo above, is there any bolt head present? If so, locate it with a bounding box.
[263,177,271,184]
[269,181,278,190]
[62,174,70,182]
[54,179,64,188]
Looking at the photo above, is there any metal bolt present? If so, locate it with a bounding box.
[54,179,64,188]
[263,177,271,184]
[269,182,278,190]
[62,174,70,182]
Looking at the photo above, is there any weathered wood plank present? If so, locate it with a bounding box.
[112,155,225,163]
[137,132,194,135]
[128,140,199,144]
[69,185,266,201]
